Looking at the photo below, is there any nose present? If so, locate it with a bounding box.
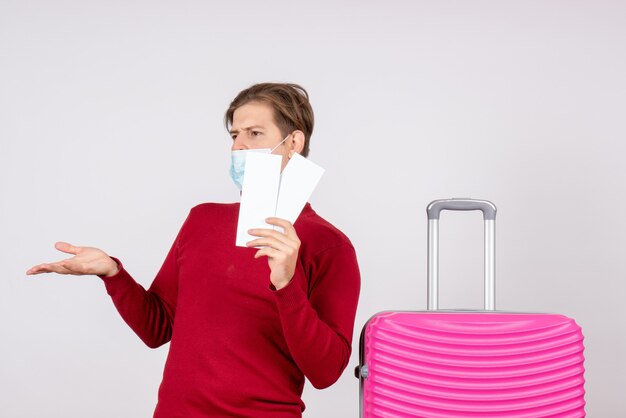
[231,135,247,151]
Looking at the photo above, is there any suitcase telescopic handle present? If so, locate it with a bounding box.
[426,198,497,311]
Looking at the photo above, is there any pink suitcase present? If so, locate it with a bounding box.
[355,199,586,417]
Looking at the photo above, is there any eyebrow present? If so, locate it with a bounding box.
[229,125,265,135]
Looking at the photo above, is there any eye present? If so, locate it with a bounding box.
[251,131,262,137]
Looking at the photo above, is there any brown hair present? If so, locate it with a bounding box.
[224,83,314,157]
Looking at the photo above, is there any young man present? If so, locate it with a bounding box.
[27,83,361,417]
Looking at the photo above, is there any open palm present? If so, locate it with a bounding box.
[26,241,119,277]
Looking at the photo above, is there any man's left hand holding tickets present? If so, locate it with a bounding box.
[247,217,301,290]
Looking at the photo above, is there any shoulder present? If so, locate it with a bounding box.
[189,202,239,216]
[296,205,354,255]
[296,206,361,291]
[182,202,239,229]
[173,202,240,244]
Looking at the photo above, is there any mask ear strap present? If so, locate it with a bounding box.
[270,133,291,153]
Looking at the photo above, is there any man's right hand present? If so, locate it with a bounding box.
[26,242,120,277]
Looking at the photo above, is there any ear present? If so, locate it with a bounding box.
[289,130,305,157]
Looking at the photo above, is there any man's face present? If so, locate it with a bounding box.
[230,101,291,170]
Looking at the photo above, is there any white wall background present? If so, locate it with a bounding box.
[1,0,624,416]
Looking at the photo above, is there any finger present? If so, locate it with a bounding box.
[246,237,292,253]
[248,228,296,248]
[26,262,74,275]
[55,241,82,256]
[26,264,48,275]
[26,263,61,275]
[264,218,299,241]
[254,247,282,259]
[265,217,295,232]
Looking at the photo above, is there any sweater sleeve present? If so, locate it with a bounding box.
[272,243,361,389]
[99,216,187,349]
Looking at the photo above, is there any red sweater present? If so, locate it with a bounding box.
[100,203,361,417]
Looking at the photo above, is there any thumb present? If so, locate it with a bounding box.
[55,241,81,255]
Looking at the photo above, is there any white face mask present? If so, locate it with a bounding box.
[229,135,290,190]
